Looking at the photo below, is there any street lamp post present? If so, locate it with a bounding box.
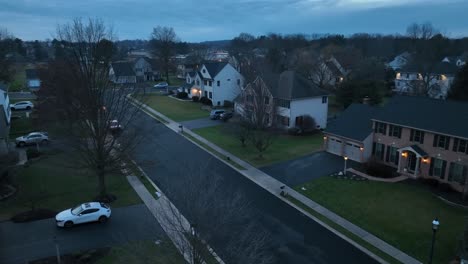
[343,156,348,174]
[428,218,440,264]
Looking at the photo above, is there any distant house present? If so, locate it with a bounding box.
[387,52,412,71]
[235,71,329,129]
[176,54,202,79]
[109,62,137,84]
[394,62,458,99]
[324,96,468,192]
[131,57,160,82]
[0,83,11,154]
[442,53,468,67]
[25,69,41,90]
[181,62,244,106]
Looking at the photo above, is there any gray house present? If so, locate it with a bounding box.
[0,82,11,154]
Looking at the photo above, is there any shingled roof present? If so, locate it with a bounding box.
[274,71,328,100]
[203,62,228,79]
[111,62,135,77]
[325,104,378,142]
[373,96,468,139]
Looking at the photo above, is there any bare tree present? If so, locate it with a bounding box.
[151,26,178,84]
[156,162,275,264]
[0,27,14,82]
[43,18,146,200]
[406,22,438,40]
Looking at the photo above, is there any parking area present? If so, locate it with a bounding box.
[260,151,360,187]
[180,117,223,130]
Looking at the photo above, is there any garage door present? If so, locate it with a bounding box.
[327,138,342,155]
[344,142,361,162]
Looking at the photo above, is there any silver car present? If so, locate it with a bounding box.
[10,101,34,111]
[16,132,49,147]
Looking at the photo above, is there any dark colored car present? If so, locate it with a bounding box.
[210,109,226,120]
[219,112,233,121]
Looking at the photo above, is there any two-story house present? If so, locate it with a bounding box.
[0,82,11,154]
[394,62,459,99]
[324,96,468,191]
[235,71,329,129]
[109,62,137,84]
[132,57,160,82]
[387,52,412,71]
[181,62,244,106]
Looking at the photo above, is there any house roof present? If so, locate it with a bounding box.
[274,71,328,100]
[25,69,39,80]
[111,62,135,77]
[325,104,378,142]
[0,82,8,92]
[203,62,228,79]
[402,61,459,75]
[373,95,468,139]
[325,61,343,77]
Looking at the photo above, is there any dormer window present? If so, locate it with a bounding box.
[202,69,206,73]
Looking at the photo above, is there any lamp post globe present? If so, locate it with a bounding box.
[428,218,439,264]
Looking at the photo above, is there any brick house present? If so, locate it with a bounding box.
[324,96,468,191]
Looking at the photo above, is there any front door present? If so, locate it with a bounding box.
[407,152,417,172]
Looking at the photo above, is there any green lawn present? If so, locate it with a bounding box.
[0,150,141,221]
[143,94,209,121]
[9,65,27,92]
[295,177,467,263]
[9,115,34,137]
[164,74,184,86]
[95,240,185,264]
[193,125,324,167]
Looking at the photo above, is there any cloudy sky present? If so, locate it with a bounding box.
[1,0,467,42]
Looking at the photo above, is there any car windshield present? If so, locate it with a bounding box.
[71,204,83,215]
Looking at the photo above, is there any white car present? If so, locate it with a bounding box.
[153,82,168,89]
[10,101,34,111]
[15,132,49,147]
[55,202,111,228]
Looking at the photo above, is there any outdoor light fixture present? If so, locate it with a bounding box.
[323,136,327,140]
[422,158,429,163]
[343,156,348,174]
[360,147,364,151]
[428,218,440,264]
[344,156,348,160]
[401,152,408,158]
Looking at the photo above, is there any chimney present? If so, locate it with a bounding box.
[362,96,371,105]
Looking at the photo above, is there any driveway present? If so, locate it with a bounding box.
[8,92,37,100]
[0,204,164,264]
[261,151,360,187]
[180,117,221,130]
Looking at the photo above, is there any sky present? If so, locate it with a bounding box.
[1,0,468,42]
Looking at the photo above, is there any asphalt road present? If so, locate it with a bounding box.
[130,109,378,264]
[0,204,164,264]
[261,151,360,187]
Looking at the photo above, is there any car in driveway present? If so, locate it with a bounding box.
[153,82,168,89]
[15,132,49,147]
[109,119,123,134]
[210,109,226,120]
[10,101,34,111]
[55,202,111,228]
[219,112,233,122]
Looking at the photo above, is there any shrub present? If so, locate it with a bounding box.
[287,127,301,135]
[365,160,395,178]
[419,177,440,188]
[192,96,199,102]
[224,100,233,107]
[26,148,41,159]
[168,90,174,95]
[438,182,455,193]
[176,91,188,99]
[200,97,212,106]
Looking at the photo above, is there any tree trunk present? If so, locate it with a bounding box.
[98,170,106,197]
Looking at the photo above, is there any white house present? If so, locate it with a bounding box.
[109,62,137,84]
[235,71,329,129]
[132,57,160,82]
[182,62,244,106]
[0,83,11,154]
[442,53,468,67]
[394,62,458,99]
[387,52,411,70]
[25,69,41,90]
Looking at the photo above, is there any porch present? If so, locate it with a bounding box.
[397,145,430,178]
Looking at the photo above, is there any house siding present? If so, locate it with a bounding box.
[289,97,328,129]
[210,64,243,106]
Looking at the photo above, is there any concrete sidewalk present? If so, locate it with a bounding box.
[128,95,422,264]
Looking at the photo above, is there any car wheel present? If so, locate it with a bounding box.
[64,221,74,228]
[41,139,48,145]
[98,216,108,223]
[26,106,31,110]
[18,142,25,147]
[11,107,15,111]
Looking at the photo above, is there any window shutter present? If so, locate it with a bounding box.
[441,160,447,179]
[445,137,450,150]
[398,127,402,139]
[410,129,414,141]
[448,162,454,182]
[374,122,378,133]
[380,145,385,160]
[433,135,438,147]
[395,152,399,166]
[420,132,425,144]
[453,138,459,152]
[429,158,434,176]
[463,166,468,185]
[372,143,376,155]
[385,146,390,162]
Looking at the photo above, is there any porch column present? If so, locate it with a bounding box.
[414,157,420,177]
[397,151,403,173]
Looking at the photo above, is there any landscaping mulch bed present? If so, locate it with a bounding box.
[329,171,368,181]
[404,178,468,207]
[29,248,110,264]
[11,209,58,223]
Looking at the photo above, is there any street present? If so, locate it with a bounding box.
[130,108,378,264]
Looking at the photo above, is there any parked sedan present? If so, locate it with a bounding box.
[210,109,226,120]
[109,119,123,133]
[15,132,49,147]
[153,82,168,89]
[219,112,233,122]
[55,202,111,228]
[10,101,34,111]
